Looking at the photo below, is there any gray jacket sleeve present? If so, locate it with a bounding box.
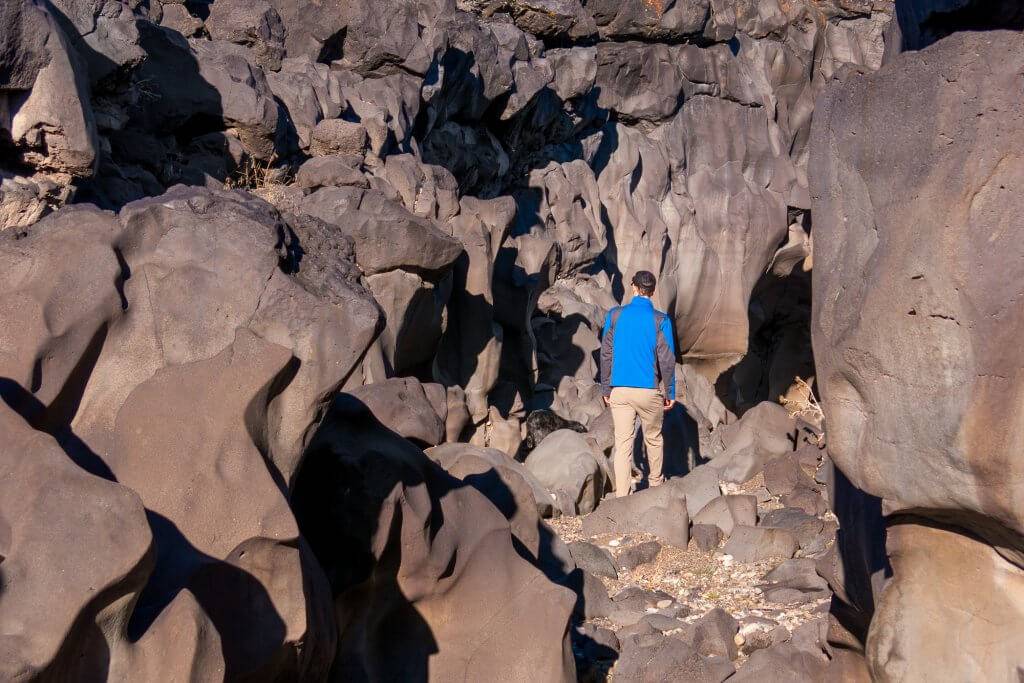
[600,308,618,397]
[655,312,676,400]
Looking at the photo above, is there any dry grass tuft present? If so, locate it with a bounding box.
[780,377,823,423]
[226,154,283,190]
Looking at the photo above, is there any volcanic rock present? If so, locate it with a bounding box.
[568,541,619,580]
[526,429,608,516]
[582,482,690,549]
[723,527,798,564]
[693,495,757,538]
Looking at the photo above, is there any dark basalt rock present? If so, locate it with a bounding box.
[524,408,587,451]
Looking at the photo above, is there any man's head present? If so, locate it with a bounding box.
[631,270,656,297]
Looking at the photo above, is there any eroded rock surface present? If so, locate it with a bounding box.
[2,0,971,679]
[812,26,1024,682]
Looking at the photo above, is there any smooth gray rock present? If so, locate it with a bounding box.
[642,613,687,633]
[693,495,757,538]
[295,155,366,190]
[759,507,826,552]
[668,464,723,518]
[679,608,740,661]
[582,482,689,548]
[612,586,675,613]
[614,636,735,683]
[759,559,831,604]
[616,619,658,644]
[525,429,607,516]
[577,570,614,620]
[594,42,687,122]
[723,526,798,563]
[781,487,828,516]
[707,402,796,484]
[763,457,815,497]
[790,617,829,657]
[729,642,827,682]
[297,187,463,276]
[811,29,1024,679]
[349,377,445,446]
[545,46,597,100]
[427,442,560,543]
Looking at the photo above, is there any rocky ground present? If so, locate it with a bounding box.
[5,0,1024,680]
[536,397,840,681]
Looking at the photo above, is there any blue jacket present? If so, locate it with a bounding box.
[600,297,676,400]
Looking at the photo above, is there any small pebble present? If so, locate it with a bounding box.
[608,539,621,547]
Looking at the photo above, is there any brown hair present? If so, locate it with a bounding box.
[631,270,656,296]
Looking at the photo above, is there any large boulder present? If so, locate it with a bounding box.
[266,57,344,150]
[46,0,146,87]
[0,185,385,678]
[729,642,827,682]
[206,0,286,71]
[723,527,798,564]
[582,481,690,548]
[811,29,1024,680]
[1,0,97,189]
[428,442,557,520]
[525,429,607,516]
[706,401,796,483]
[693,495,757,538]
[294,393,577,682]
[0,407,156,681]
[349,377,446,446]
[297,186,463,276]
[132,26,281,159]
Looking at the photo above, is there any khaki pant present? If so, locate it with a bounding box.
[609,386,665,497]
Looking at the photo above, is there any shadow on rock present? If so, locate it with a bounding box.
[292,392,577,681]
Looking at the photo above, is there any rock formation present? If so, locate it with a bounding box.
[812,22,1024,681]
[1,0,894,424]
[9,0,1018,680]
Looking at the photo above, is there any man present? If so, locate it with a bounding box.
[600,271,676,497]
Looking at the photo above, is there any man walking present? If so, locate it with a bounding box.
[600,271,677,497]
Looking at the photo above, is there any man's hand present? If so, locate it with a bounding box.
[663,398,674,412]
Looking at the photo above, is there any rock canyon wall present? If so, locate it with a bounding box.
[812,8,1024,679]
[2,0,1023,680]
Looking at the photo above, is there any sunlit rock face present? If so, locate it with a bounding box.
[0,0,904,679]
[812,27,1024,681]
